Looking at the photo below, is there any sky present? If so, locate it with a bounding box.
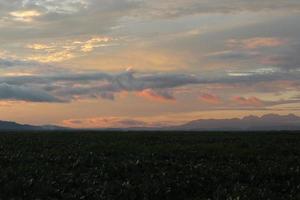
[0,0,300,128]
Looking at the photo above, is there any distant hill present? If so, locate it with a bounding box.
[172,114,300,131]
[0,114,299,131]
[0,121,67,131]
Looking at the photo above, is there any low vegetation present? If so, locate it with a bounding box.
[0,131,300,199]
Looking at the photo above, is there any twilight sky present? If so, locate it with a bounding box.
[0,0,300,128]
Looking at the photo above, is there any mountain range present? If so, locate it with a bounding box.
[171,114,300,131]
[0,114,299,131]
[0,121,66,131]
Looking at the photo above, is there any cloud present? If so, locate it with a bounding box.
[0,68,299,103]
[263,44,300,70]
[230,96,300,108]
[199,93,222,105]
[0,0,141,40]
[62,115,176,128]
[21,0,89,14]
[232,96,263,107]
[26,43,54,50]
[9,10,41,22]
[209,37,289,69]
[0,58,42,68]
[1,0,299,42]
[137,89,175,102]
[207,50,259,60]
[80,37,113,52]
[141,0,300,18]
[227,37,287,49]
[27,50,75,63]
[0,70,199,102]
[2,0,300,21]
[62,117,149,128]
[0,0,298,123]
[49,71,199,101]
[22,36,116,63]
[100,92,115,100]
[209,37,300,70]
[0,83,62,102]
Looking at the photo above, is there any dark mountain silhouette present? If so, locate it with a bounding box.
[173,114,300,131]
[0,114,299,131]
[0,120,66,131]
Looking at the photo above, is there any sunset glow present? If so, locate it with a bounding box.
[0,0,299,128]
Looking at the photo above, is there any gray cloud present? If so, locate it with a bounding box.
[0,0,141,40]
[141,0,300,18]
[100,92,115,100]
[0,83,62,102]
[207,50,259,61]
[0,70,199,102]
[46,71,199,100]
[1,0,299,40]
[2,0,298,17]
[0,70,199,89]
[266,44,300,70]
[63,116,171,128]
[0,58,44,68]
[0,68,299,102]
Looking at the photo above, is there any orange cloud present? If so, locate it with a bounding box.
[0,101,14,107]
[27,50,75,63]
[0,100,28,107]
[25,36,115,63]
[80,37,112,52]
[63,117,150,128]
[137,89,175,103]
[199,93,222,105]
[228,37,286,49]
[232,96,264,107]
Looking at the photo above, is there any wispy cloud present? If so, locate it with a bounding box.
[232,96,263,107]
[141,0,300,18]
[137,89,175,103]
[9,10,41,22]
[227,37,287,49]
[21,0,89,14]
[199,93,222,105]
[63,117,148,128]
[25,36,116,63]
[62,116,173,128]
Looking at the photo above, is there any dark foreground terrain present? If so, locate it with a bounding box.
[0,131,300,200]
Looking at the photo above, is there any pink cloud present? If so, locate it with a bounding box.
[227,37,287,49]
[232,96,264,107]
[62,117,175,128]
[137,89,175,103]
[199,93,222,105]
[63,117,148,128]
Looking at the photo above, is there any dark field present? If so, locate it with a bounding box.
[0,131,300,200]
